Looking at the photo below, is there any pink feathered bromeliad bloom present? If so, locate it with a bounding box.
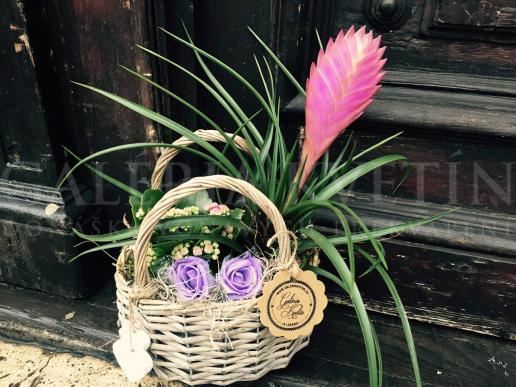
[297,26,387,189]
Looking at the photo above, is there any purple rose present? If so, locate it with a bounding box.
[168,257,214,301]
[218,252,263,300]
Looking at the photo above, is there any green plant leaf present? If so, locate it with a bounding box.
[370,322,383,387]
[306,265,349,293]
[315,28,324,50]
[130,50,259,183]
[315,154,407,201]
[71,230,245,262]
[176,28,267,184]
[153,232,243,252]
[129,195,142,225]
[73,215,250,243]
[160,25,269,145]
[59,141,238,190]
[352,132,403,161]
[248,27,305,96]
[301,137,356,201]
[141,189,165,212]
[120,65,223,133]
[331,201,387,269]
[70,240,133,262]
[298,209,456,251]
[359,256,383,278]
[301,227,380,387]
[274,141,298,205]
[229,208,244,220]
[64,147,143,199]
[59,82,242,186]
[355,246,421,387]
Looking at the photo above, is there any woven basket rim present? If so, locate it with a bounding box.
[115,271,259,308]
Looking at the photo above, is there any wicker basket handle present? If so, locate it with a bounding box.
[150,129,253,190]
[133,175,293,286]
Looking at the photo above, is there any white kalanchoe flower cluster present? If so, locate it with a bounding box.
[164,205,200,233]
[164,205,200,218]
[199,240,220,260]
[146,247,157,267]
[172,243,191,260]
[171,240,221,260]
[135,207,146,220]
[221,225,234,239]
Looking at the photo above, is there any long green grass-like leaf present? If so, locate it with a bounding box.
[252,55,278,193]
[355,246,421,387]
[168,27,268,184]
[283,156,307,210]
[302,227,379,387]
[359,256,384,278]
[71,230,244,262]
[214,110,263,193]
[253,55,275,115]
[304,132,403,202]
[70,240,134,262]
[120,65,255,181]
[179,32,267,185]
[315,28,324,50]
[73,215,250,243]
[60,141,238,190]
[298,209,456,251]
[352,132,403,161]
[331,201,387,269]
[313,202,356,281]
[309,262,382,385]
[64,147,143,199]
[301,136,356,201]
[160,26,270,144]
[120,65,221,132]
[153,232,243,251]
[306,265,349,293]
[261,56,286,165]
[274,141,298,206]
[136,45,251,136]
[370,322,383,387]
[329,132,354,175]
[60,83,242,186]
[248,27,305,96]
[315,154,407,200]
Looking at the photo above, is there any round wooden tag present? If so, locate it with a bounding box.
[258,269,328,340]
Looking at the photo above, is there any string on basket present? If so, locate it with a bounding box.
[267,230,299,276]
[127,284,155,350]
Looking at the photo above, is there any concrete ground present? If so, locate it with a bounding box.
[0,338,170,386]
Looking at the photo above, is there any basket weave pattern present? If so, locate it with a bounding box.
[116,264,309,384]
[115,131,309,385]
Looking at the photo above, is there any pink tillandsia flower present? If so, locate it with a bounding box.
[297,26,386,189]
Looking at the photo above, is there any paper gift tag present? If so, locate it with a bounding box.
[258,269,328,340]
[113,324,153,382]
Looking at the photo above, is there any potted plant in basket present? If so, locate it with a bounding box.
[61,25,450,386]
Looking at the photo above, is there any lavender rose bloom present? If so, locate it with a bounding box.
[218,252,263,300]
[168,256,214,301]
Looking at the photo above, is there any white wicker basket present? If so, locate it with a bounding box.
[114,131,309,385]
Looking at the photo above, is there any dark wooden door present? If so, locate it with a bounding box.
[1,0,514,385]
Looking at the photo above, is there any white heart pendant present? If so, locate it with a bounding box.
[113,325,153,382]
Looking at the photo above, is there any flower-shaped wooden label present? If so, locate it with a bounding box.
[258,269,328,340]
